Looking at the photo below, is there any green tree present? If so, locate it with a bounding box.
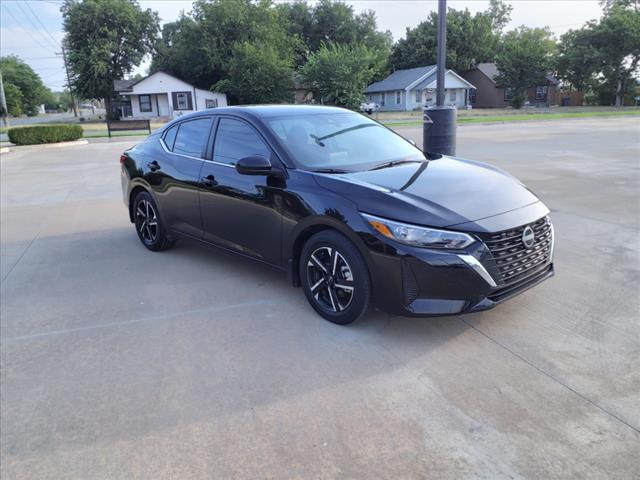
[41,90,62,112]
[151,15,210,88]
[62,0,159,118]
[600,0,639,12]
[151,0,391,103]
[555,28,596,91]
[0,56,50,116]
[213,42,293,103]
[390,0,512,73]
[152,0,296,102]
[487,0,513,31]
[591,3,640,105]
[495,27,555,108]
[275,0,314,66]
[277,0,392,72]
[299,43,380,109]
[555,1,640,105]
[3,82,24,116]
[59,90,77,112]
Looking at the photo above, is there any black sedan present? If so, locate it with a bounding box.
[120,105,554,324]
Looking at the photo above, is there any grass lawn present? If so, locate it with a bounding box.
[383,109,640,127]
[1,121,167,137]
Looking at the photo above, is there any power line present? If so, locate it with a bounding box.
[0,4,59,54]
[40,69,65,80]
[13,0,60,51]
[18,56,62,60]
[22,0,62,47]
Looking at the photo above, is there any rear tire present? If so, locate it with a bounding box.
[300,231,372,325]
[133,191,175,251]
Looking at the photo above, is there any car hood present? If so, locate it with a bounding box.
[313,156,542,229]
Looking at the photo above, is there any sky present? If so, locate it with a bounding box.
[0,0,605,93]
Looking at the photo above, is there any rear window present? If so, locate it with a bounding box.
[172,117,212,158]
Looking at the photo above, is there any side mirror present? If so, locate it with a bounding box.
[236,155,272,175]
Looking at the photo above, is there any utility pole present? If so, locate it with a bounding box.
[0,70,8,127]
[60,47,78,117]
[423,0,457,156]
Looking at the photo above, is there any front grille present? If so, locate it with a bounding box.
[480,216,553,285]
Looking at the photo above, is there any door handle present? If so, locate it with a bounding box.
[147,160,161,171]
[202,174,217,188]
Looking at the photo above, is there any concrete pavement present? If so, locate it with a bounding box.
[1,118,639,479]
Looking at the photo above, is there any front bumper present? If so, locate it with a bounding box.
[363,219,555,317]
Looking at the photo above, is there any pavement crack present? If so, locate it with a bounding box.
[1,227,42,284]
[1,190,73,284]
[460,317,640,435]
[1,300,276,344]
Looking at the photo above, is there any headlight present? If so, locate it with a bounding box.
[361,213,475,249]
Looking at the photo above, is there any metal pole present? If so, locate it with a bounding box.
[436,0,446,107]
[0,70,8,127]
[60,47,78,117]
[422,0,457,156]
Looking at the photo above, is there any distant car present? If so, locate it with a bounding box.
[120,105,554,324]
[360,102,379,115]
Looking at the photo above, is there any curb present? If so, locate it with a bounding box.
[10,139,89,150]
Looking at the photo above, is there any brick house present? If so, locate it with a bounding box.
[463,63,581,108]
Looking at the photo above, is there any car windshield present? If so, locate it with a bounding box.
[265,112,426,172]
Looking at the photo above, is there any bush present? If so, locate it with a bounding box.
[511,93,527,109]
[8,124,83,145]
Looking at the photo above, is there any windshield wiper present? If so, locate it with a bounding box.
[368,159,425,171]
[311,124,377,146]
[311,168,350,174]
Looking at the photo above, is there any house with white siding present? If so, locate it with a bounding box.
[365,65,475,111]
[113,71,227,120]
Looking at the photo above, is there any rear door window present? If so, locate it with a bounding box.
[172,117,212,158]
[163,124,178,150]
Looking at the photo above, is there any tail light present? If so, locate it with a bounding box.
[120,154,127,165]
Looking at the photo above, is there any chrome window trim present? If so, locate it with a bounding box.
[158,136,234,168]
[458,254,498,288]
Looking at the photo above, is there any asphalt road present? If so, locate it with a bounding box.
[1,117,639,479]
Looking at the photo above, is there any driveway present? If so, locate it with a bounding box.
[1,118,639,479]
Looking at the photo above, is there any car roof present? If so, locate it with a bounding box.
[176,104,355,121]
[159,105,362,136]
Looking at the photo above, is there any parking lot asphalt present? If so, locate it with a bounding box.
[1,117,639,479]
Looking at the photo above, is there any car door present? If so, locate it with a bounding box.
[152,116,212,238]
[198,116,283,266]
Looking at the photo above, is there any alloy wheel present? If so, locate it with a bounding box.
[136,199,159,244]
[306,246,355,313]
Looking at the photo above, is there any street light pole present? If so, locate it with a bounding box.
[436,0,446,107]
[423,0,457,156]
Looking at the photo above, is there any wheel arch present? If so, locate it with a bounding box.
[128,185,150,223]
[287,216,374,288]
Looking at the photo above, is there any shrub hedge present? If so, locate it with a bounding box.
[8,124,83,145]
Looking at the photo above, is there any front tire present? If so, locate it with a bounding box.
[133,191,175,251]
[300,231,372,325]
